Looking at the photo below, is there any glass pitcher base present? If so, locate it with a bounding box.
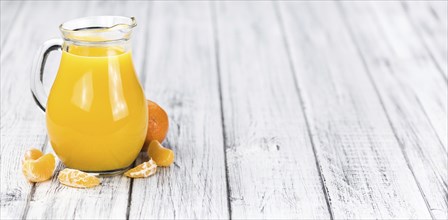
[80,165,132,177]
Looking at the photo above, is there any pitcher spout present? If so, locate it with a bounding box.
[59,16,137,44]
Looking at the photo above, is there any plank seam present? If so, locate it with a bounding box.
[210,2,232,219]
[336,2,436,219]
[400,1,448,152]
[369,3,447,154]
[273,2,334,219]
[126,2,152,219]
[401,1,448,82]
[126,3,152,219]
[137,1,153,88]
[21,135,49,219]
[412,93,447,155]
[125,176,134,220]
[374,1,447,155]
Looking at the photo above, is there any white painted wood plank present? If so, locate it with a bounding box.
[427,0,448,20]
[374,1,448,151]
[279,1,433,219]
[402,1,448,79]
[214,1,331,219]
[128,2,229,219]
[400,1,448,151]
[23,1,150,219]
[1,2,58,218]
[339,2,448,219]
[0,1,23,46]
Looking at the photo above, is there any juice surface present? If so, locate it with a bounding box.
[46,46,147,171]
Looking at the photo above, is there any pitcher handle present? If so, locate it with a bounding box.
[31,38,63,112]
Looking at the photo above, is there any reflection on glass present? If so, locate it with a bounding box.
[71,72,93,112]
[108,57,128,121]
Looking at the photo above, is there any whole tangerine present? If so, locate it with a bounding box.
[142,100,169,151]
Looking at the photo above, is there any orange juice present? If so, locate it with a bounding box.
[46,46,147,171]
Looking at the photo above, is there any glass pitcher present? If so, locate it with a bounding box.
[31,16,148,174]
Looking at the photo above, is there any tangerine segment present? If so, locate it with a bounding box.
[58,168,100,188]
[124,159,157,178]
[24,148,43,160]
[147,140,174,167]
[22,153,55,182]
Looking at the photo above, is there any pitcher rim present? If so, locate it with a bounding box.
[59,16,137,33]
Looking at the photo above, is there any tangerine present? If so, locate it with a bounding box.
[142,100,169,151]
[22,153,55,182]
[24,148,43,160]
[58,168,100,188]
[124,159,157,178]
[147,140,174,167]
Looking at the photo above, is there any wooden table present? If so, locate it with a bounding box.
[1,1,447,219]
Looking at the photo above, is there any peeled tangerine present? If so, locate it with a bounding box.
[22,149,55,182]
[24,148,43,160]
[124,159,157,178]
[147,140,174,167]
[58,168,100,188]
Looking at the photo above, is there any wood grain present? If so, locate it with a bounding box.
[1,1,57,218]
[278,1,433,219]
[214,1,331,219]
[402,0,448,79]
[339,2,448,219]
[400,0,448,151]
[127,2,229,219]
[1,1,446,219]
